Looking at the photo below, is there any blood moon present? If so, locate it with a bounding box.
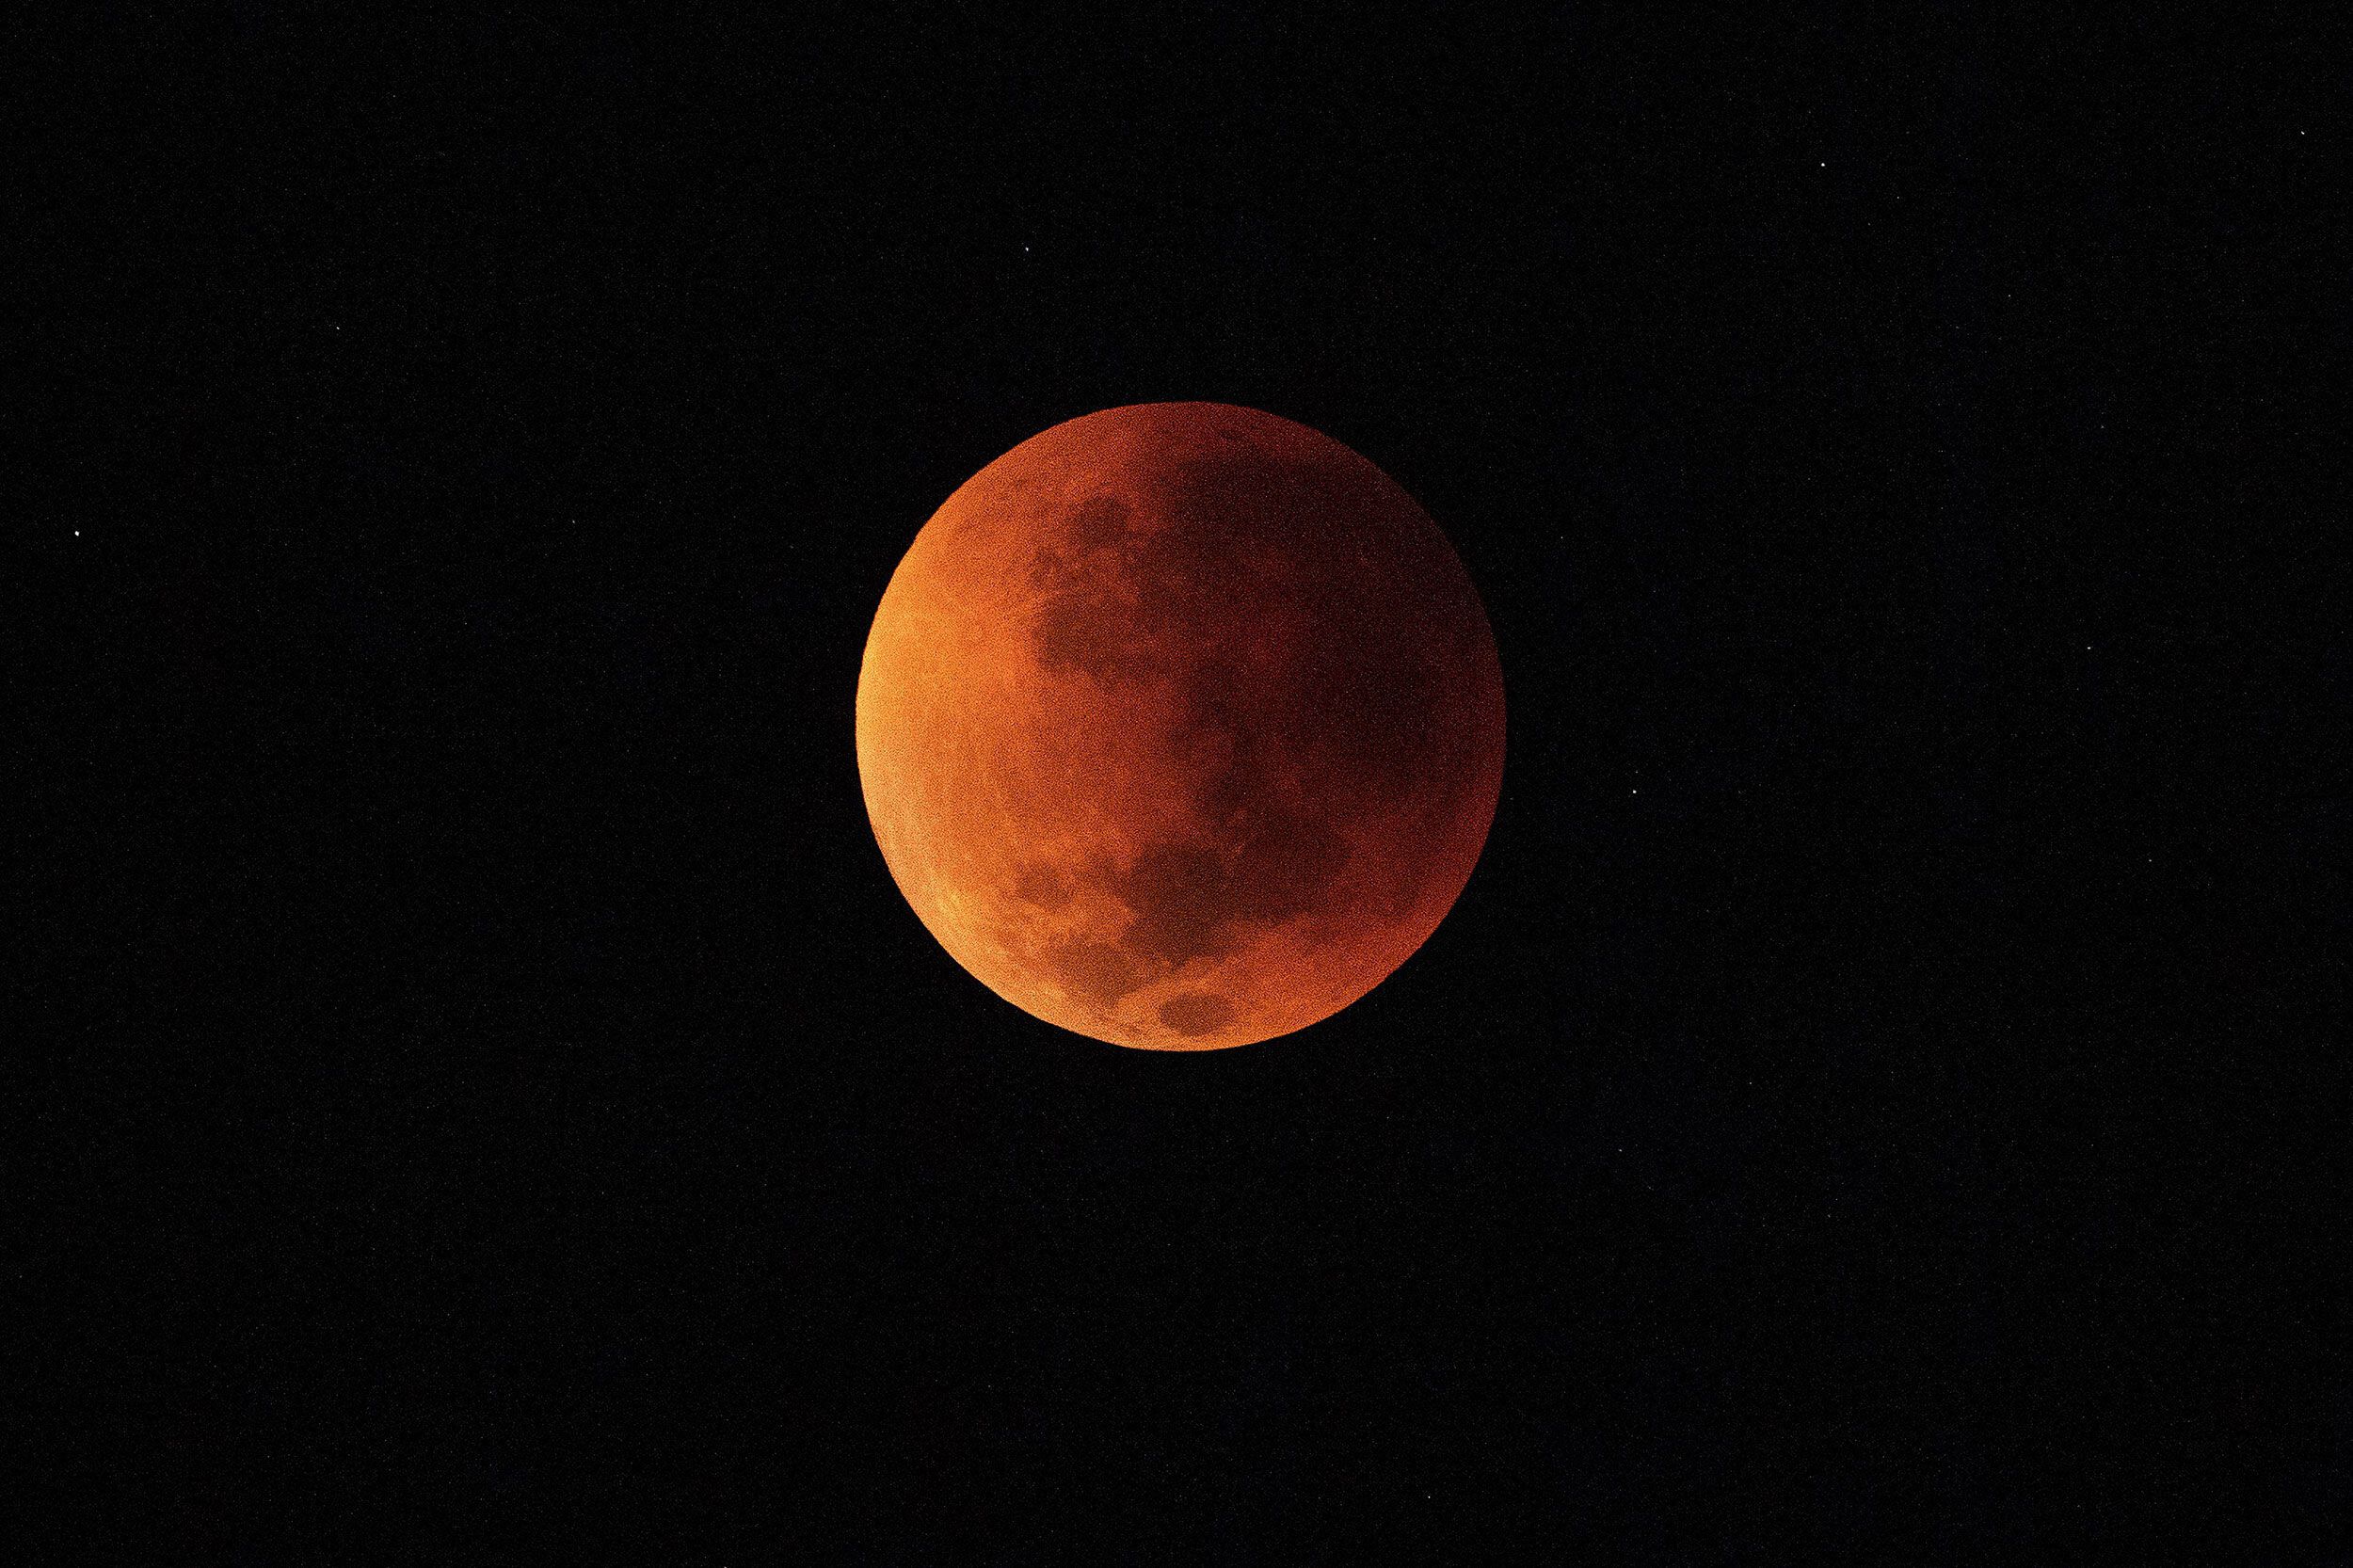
[856,403,1504,1050]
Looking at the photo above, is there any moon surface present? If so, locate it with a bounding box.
[856,403,1505,1050]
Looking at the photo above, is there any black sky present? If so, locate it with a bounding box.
[25,7,2338,1561]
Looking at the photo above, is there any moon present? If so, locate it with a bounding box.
[856,403,1505,1050]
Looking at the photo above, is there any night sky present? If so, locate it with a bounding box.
[26,8,2335,1561]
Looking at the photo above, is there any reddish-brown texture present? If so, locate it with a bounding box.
[856,403,1505,1050]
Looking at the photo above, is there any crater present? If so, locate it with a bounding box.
[1158,992,1235,1036]
[1047,936,1143,1013]
[1032,591,1151,684]
[1010,861,1073,911]
[1064,493,1130,552]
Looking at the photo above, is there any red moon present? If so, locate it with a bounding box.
[856,403,1505,1050]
